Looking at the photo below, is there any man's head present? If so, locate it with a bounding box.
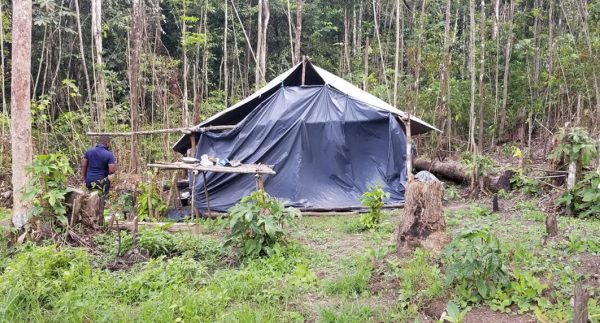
[98,135,111,148]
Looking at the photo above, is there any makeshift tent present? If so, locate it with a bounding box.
[173,60,438,212]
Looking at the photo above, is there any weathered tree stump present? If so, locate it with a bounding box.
[573,284,589,323]
[546,212,558,238]
[397,181,450,255]
[65,188,104,229]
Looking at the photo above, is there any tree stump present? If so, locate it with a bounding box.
[397,181,450,255]
[573,284,589,323]
[65,188,104,229]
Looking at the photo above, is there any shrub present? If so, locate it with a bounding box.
[442,228,510,304]
[548,127,598,168]
[359,185,390,230]
[510,170,540,195]
[224,190,300,258]
[557,169,600,218]
[23,154,73,227]
[136,178,168,221]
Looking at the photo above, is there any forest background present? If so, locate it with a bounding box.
[0,0,599,174]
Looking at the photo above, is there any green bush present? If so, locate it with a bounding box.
[557,170,600,218]
[23,154,73,227]
[549,127,598,167]
[225,190,300,258]
[442,228,510,304]
[510,170,540,195]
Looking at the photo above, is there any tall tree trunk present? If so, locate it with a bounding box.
[468,0,477,152]
[74,0,93,112]
[439,0,452,151]
[491,0,500,147]
[412,0,426,114]
[182,5,190,126]
[294,0,304,65]
[92,0,106,127]
[285,0,294,65]
[372,0,390,103]
[255,0,269,88]
[0,1,6,119]
[130,0,142,172]
[11,0,33,228]
[393,0,401,107]
[363,36,369,91]
[223,0,228,107]
[499,0,514,137]
[477,0,486,153]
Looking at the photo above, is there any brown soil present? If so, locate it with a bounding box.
[464,307,536,323]
[576,253,600,289]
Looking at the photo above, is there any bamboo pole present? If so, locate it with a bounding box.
[86,125,235,136]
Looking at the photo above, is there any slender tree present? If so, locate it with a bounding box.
[130,0,142,171]
[11,0,33,228]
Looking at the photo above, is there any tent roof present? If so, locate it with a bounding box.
[173,60,439,153]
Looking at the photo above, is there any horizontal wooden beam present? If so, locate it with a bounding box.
[147,162,276,175]
[87,125,235,136]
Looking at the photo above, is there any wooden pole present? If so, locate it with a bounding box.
[86,125,235,136]
[202,171,211,217]
[190,134,197,157]
[404,115,414,182]
[301,55,306,86]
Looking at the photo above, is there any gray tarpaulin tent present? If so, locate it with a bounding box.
[173,60,438,212]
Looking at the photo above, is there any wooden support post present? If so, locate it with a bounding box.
[301,55,306,86]
[202,171,211,217]
[404,114,414,182]
[190,171,197,220]
[190,133,197,157]
[255,173,265,191]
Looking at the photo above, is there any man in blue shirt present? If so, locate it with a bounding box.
[81,135,117,194]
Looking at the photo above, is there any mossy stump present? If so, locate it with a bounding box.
[397,181,449,255]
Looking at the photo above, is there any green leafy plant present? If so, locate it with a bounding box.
[386,249,444,311]
[510,170,540,195]
[549,127,598,167]
[136,180,167,221]
[461,153,496,178]
[359,185,390,229]
[439,301,468,323]
[442,228,510,305]
[24,154,74,227]
[557,169,600,218]
[224,190,300,258]
[470,206,494,217]
[444,185,461,201]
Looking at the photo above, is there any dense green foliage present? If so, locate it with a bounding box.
[549,127,599,167]
[558,169,600,218]
[0,203,599,321]
[23,154,73,227]
[225,190,301,258]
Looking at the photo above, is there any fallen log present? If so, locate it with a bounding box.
[414,159,515,193]
[413,159,468,184]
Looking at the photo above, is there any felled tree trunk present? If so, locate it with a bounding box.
[414,159,468,184]
[397,181,450,255]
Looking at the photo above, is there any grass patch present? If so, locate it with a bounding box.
[324,256,372,297]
